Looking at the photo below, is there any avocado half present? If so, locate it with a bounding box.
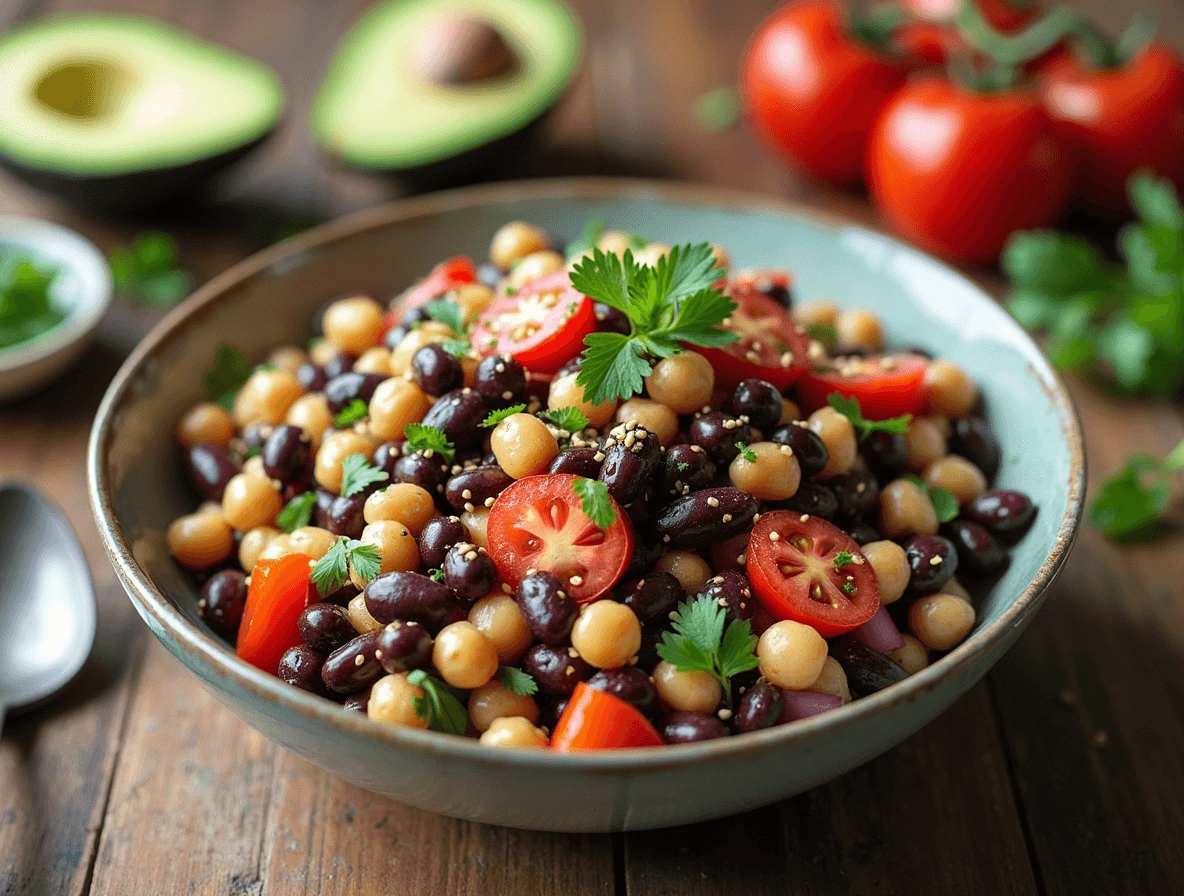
[0,15,284,214]
[312,0,581,190]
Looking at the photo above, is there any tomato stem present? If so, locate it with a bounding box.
[845,0,907,53]
[1113,11,1158,66]
[954,1,1078,68]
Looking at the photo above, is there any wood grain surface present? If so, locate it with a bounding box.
[2,0,1183,894]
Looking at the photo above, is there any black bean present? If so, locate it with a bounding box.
[832,343,871,357]
[326,494,366,539]
[312,488,337,528]
[263,425,313,485]
[515,572,578,645]
[199,570,248,639]
[390,451,449,499]
[418,516,470,569]
[476,261,502,289]
[623,539,664,583]
[589,667,659,717]
[554,355,583,380]
[474,354,527,406]
[944,520,1006,576]
[831,637,908,697]
[321,582,360,607]
[326,371,386,414]
[753,275,793,309]
[599,425,661,504]
[298,602,357,654]
[421,389,488,448]
[445,466,513,513]
[950,417,1000,483]
[296,362,328,392]
[279,645,327,694]
[364,571,465,632]
[635,627,665,673]
[655,444,715,497]
[689,412,755,465]
[653,487,758,549]
[734,680,784,733]
[696,571,754,623]
[443,543,499,602]
[731,379,783,432]
[321,631,385,694]
[862,431,908,483]
[236,423,273,457]
[594,302,631,335]
[830,468,880,521]
[775,481,839,522]
[965,489,1035,538]
[847,523,882,546]
[904,535,958,594]
[371,441,402,477]
[375,620,434,673]
[544,447,599,478]
[618,573,684,626]
[342,691,370,713]
[185,444,240,501]
[522,643,592,695]
[323,352,357,380]
[662,712,730,743]
[769,424,829,478]
[411,345,464,396]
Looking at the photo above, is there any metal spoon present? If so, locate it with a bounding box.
[0,483,96,734]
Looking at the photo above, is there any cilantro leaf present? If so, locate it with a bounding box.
[1089,437,1184,540]
[670,595,726,655]
[904,475,960,524]
[540,406,590,433]
[339,454,389,498]
[807,322,838,346]
[827,393,911,440]
[569,248,634,313]
[205,345,252,410]
[109,232,191,306]
[483,404,527,428]
[428,567,446,583]
[841,582,857,595]
[311,538,350,595]
[736,442,757,463]
[657,596,758,706]
[1128,170,1184,231]
[717,618,760,681]
[403,424,456,462]
[277,492,317,534]
[348,542,382,584]
[439,338,471,358]
[424,298,466,335]
[333,399,369,428]
[694,86,741,132]
[833,550,855,568]
[572,477,617,529]
[407,670,468,735]
[577,332,652,407]
[498,666,538,696]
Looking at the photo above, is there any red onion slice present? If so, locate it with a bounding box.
[780,688,842,722]
[851,604,906,655]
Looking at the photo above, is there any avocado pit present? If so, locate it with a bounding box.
[413,15,518,85]
[34,59,128,120]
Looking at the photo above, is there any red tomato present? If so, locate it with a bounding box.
[798,353,929,419]
[551,682,664,751]
[486,474,633,604]
[696,288,810,390]
[471,271,596,375]
[901,0,1035,32]
[867,78,1075,263]
[741,0,910,186]
[747,511,880,637]
[398,256,477,312]
[236,555,313,675]
[1039,44,1184,214]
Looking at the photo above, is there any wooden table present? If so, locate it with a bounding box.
[3,0,1183,892]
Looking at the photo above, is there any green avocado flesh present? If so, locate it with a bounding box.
[313,0,581,170]
[0,15,283,176]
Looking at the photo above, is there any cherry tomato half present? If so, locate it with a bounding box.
[486,474,633,604]
[798,353,929,420]
[747,511,880,638]
[551,682,664,751]
[236,554,313,675]
[398,256,478,312]
[471,271,596,375]
[696,287,810,390]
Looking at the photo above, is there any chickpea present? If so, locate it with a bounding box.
[433,621,500,689]
[467,680,540,732]
[729,442,801,501]
[794,301,838,328]
[943,577,972,601]
[835,308,884,351]
[242,455,268,480]
[633,243,671,267]
[239,526,281,572]
[364,483,436,535]
[570,600,641,669]
[222,472,283,531]
[348,593,383,633]
[175,402,235,450]
[197,501,223,516]
[757,620,828,690]
[233,368,304,428]
[655,551,712,594]
[547,373,615,429]
[924,455,987,505]
[353,346,393,375]
[490,413,559,479]
[315,430,377,494]
[323,296,385,355]
[287,526,338,561]
[615,398,678,446]
[167,512,234,571]
[490,221,551,270]
[909,593,976,651]
[924,359,978,418]
[353,521,419,588]
[480,716,550,748]
[596,230,632,256]
[807,407,857,478]
[368,377,432,442]
[368,673,430,729]
[809,656,851,703]
[461,508,489,548]
[506,250,564,291]
[779,398,801,425]
[653,660,722,713]
[267,345,308,375]
[645,351,715,415]
[259,533,295,562]
[390,322,453,375]
[454,283,496,320]
[860,540,910,605]
[905,416,948,472]
[889,634,930,675]
[879,478,939,539]
[469,595,533,664]
[285,393,334,448]
[309,338,337,367]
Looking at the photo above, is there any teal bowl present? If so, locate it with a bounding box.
[88,179,1085,832]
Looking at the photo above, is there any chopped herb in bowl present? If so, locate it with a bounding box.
[0,246,65,351]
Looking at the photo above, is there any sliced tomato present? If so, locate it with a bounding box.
[797,353,928,420]
[696,287,809,390]
[235,554,313,675]
[471,271,595,375]
[397,256,478,312]
[486,474,633,604]
[551,682,664,750]
[747,511,880,638]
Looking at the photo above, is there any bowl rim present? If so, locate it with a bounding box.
[87,177,1085,771]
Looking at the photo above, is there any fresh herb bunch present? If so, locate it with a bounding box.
[1090,438,1184,540]
[571,244,738,405]
[1004,171,1184,397]
[408,670,468,734]
[424,298,466,336]
[109,232,191,306]
[827,393,911,440]
[0,248,64,350]
[656,596,760,706]
[539,406,590,434]
[310,536,382,595]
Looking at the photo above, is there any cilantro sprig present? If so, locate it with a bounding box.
[0,249,65,350]
[483,404,527,427]
[540,406,590,433]
[333,399,369,428]
[404,423,455,462]
[408,670,468,734]
[1089,437,1184,540]
[571,244,738,405]
[311,536,382,595]
[439,338,471,358]
[340,454,388,498]
[833,550,855,568]
[498,666,538,696]
[827,393,912,441]
[108,232,191,306]
[657,596,760,706]
[735,442,757,463]
[277,492,317,534]
[904,475,960,524]
[572,477,616,529]
[205,345,252,410]
[424,298,466,336]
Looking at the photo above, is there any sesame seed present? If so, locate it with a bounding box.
[502,583,512,593]
[464,550,478,561]
[722,513,733,523]
[461,488,472,500]
[484,497,495,507]
[718,708,733,721]
[570,575,584,586]
[707,496,720,507]
[780,352,793,368]
[593,452,606,463]
[526,567,537,576]
[800,514,810,522]
[662,535,671,543]
[770,532,780,542]
[557,590,567,600]
[502,390,513,400]
[568,647,579,658]
[779,444,793,456]
[930,556,943,566]
[354,655,365,667]
[565,667,575,676]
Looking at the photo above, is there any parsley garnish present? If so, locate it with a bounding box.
[407,670,468,735]
[1089,437,1184,540]
[482,403,527,427]
[677,462,690,472]
[904,475,960,524]
[0,249,65,350]
[428,567,446,583]
[205,345,252,410]
[108,231,191,306]
[807,322,838,346]
[439,338,471,358]
[572,477,616,529]
[277,492,317,534]
[540,406,590,433]
[424,298,466,336]
[833,550,855,568]
[404,423,456,462]
[333,398,369,428]
[339,454,389,498]
[566,218,606,260]
[736,442,757,463]
[498,666,538,696]
[841,582,857,595]
[570,244,738,405]
[657,596,760,706]
[311,536,382,595]
[827,393,912,440]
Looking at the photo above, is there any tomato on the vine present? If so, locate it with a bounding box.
[236,554,313,675]
[798,353,929,419]
[471,271,595,375]
[696,287,809,390]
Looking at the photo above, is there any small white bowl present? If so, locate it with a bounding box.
[0,216,112,402]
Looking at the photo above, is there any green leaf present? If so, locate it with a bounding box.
[439,338,471,358]
[498,666,538,696]
[132,231,179,274]
[277,492,317,534]
[670,596,726,655]
[539,406,590,433]
[1089,454,1173,540]
[347,541,382,584]
[205,345,252,410]
[833,550,855,568]
[311,538,351,595]
[569,248,635,314]
[735,442,757,463]
[566,218,607,260]
[404,423,456,462]
[408,670,468,735]
[428,567,446,583]
[656,630,715,674]
[656,286,737,348]
[572,477,617,529]
[694,86,741,132]
[1002,230,1112,295]
[136,269,191,306]
[807,322,838,346]
[717,619,760,681]
[576,332,652,406]
[107,248,135,290]
[483,403,527,427]
[339,454,389,498]
[1128,170,1184,231]
[827,392,911,439]
[333,398,369,428]
[1008,289,1059,331]
[929,487,960,524]
[424,298,466,335]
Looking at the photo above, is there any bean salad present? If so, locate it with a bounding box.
[169,220,1037,750]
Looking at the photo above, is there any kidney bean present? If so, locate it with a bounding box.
[696,571,754,623]
[473,354,527,406]
[311,489,337,528]
[588,667,659,717]
[769,423,829,478]
[554,356,583,380]
[322,630,385,694]
[734,680,784,733]
[421,389,488,448]
[950,417,1000,483]
[599,425,661,505]
[342,691,370,713]
[279,645,327,694]
[515,572,578,645]
[965,490,1035,538]
[944,520,1006,576]
[731,379,783,432]
[689,412,755,465]
[391,452,449,501]
[831,637,908,697]
[653,487,758,550]
[417,516,469,569]
[655,444,715,497]
[863,431,908,483]
[321,582,360,607]
[372,441,402,477]
[445,466,513,513]
[186,444,240,501]
[443,543,499,602]
[236,423,273,457]
[263,425,313,485]
[326,494,366,539]
[325,371,386,414]
[548,447,603,478]
[594,301,631,335]
[904,535,958,594]
[296,362,328,392]
[522,643,592,695]
[375,620,434,673]
[624,539,664,582]
[662,712,730,743]
[830,468,880,521]
[365,571,465,631]
[411,345,464,396]
[776,481,839,522]
[298,602,357,654]
[323,352,357,380]
[618,573,684,626]
[199,570,248,639]
[634,627,665,672]
[847,523,882,546]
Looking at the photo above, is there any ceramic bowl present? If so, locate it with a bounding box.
[88,179,1084,832]
[0,216,112,402]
